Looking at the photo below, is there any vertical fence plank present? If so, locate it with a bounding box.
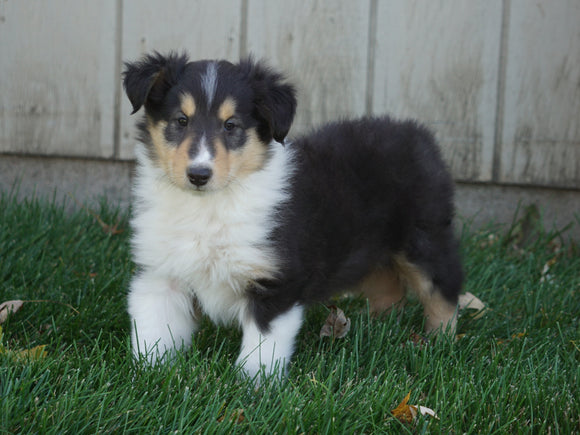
[0,1,117,158]
[119,0,242,159]
[499,0,580,188]
[372,1,503,182]
[246,0,371,134]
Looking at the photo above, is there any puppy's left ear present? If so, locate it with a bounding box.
[241,59,297,144]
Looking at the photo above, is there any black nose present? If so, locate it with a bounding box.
[186,166,212,187]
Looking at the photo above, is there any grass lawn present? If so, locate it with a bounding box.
[1,192,578,434]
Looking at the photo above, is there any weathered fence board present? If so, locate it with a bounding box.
[246,0,371,135]
[372,0,503,182]
[0,1,117,158]
[499,0,580,188]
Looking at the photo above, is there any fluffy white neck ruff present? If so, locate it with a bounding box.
[130,141,292,326]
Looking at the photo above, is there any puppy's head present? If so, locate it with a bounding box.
[123,51,296,191]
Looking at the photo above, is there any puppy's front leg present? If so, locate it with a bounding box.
[236,304,304,381]
[128,272,199,364]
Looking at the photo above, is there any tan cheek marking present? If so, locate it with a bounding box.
[148,120,172,173]
[231,128,268,178]
[212,138,230,188]
[171,137,192,188]
[217,97,236,122]
[180,94,196,118]
[147,119,191,189]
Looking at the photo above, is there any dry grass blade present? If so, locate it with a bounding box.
[68,193,124,235]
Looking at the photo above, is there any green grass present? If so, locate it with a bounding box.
[1,192,578,434]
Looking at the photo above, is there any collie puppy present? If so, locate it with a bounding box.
[123,52,463,380]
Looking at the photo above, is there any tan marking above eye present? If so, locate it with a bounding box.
[180,93,196,118]
[218,97,237,122]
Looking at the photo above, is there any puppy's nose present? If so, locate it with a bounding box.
[186,166,212,187]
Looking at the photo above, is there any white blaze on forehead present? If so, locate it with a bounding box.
[201,61,218,109]
[191,135,212,165]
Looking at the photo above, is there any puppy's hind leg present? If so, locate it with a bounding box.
[128,272,199,364]
[393,255,459,334]
[417,284,458,334]
[359,267,407,316]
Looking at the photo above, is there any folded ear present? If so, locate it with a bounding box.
[122,51,189,114]
[240,58,297,144]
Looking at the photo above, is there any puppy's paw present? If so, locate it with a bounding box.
[236,354,287,386]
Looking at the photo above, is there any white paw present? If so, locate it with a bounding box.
[236,304,303,383]
[236,352,288,383]
[128,273,198,365]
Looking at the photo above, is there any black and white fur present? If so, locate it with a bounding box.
[123,52,463,380]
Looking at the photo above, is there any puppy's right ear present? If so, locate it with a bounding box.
[123,51,189,114]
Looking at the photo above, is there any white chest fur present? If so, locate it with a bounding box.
[130,143,292,325]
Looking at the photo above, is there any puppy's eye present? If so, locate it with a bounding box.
[224,118,236,132]
[177,116,188,127]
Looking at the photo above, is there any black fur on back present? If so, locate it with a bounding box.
[248,116,463,329]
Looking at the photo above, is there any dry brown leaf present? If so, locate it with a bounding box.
[320,305,351,339]
[479,233,500,249]
[391,392,415,423]
[392,392,438,424]
[0,326,48,362]
[217,408,245,424]
[458,292,487,319]
[540,257,558,283]
[409,332,428,347]
[13,345,48,362]
[497,330,527,345]
[0,300,24,324]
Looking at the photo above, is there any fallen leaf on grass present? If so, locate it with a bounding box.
[12,345,48,362]
[540,256,558,283]
[73,271,98,278]
[496,330,527,345]
[217,408,245,424]
[320,305,351,339]
[0,300,24,323]
[408,332,428,347]
[391,391,438,424]
[458,292,487,319]
[0,326,48,362]
[479,232,500,249]
[0,345,48,362]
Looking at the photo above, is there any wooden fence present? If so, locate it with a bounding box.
[1,1,578,193]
